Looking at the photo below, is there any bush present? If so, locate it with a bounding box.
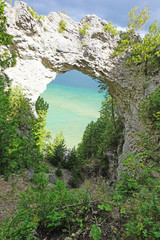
[58,19,66,33]
[0,0,16,69]
[0,174,91,239]
[79,22,90,37]
[103,21,119,36]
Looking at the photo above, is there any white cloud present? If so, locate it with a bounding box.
[117,26,127,32]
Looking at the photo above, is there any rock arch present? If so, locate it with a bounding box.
[5,1,160,159]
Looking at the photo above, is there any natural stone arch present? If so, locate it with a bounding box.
[5,1,160,160]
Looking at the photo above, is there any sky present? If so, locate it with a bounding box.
[11,0,160,28]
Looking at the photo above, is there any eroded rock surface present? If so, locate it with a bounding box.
[4,2,160,163]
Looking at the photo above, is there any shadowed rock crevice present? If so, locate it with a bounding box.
[4,1,160,159]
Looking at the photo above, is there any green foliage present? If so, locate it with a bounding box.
[113,152,160,239]
[0,212,38,240]
[46,135,84,187]
[0,84,49,176]
[68,168,82,188]
[0,2,44,177]
[58,19,66,33]
[137,88,160,163]
[114,166,160,239]
[0,173,91,238]
[103,21,119,36]
[112,88,160,239]
[0,0,17,69]
[46,132,67,167]
[76,95,123,180]
[91,224,101,240]
[113,6,160,75]
[78,96,123,161]
[127,6,150,32]
[65,147,78,170]
[65,148,84,188]
[139,88,160,127]
[98,203,112,211]
[27,6,45,21]
[79,22,90,37]
[113,6,151,56]
[35,96,49,152]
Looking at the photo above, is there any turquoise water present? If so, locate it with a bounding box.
[40,70,104,148]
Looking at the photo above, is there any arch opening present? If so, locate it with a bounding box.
[40,70,106,148]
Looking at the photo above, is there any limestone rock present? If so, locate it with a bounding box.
[4,2,160,170]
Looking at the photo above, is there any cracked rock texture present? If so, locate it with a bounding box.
[4,2,160,172]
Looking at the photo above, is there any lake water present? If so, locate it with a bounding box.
[40,70,104,148]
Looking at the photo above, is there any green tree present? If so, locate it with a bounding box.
[0,86,48,175]
[46,132,67,167]
[113,6,160,75]
[65,147,79,170]
[78,96,123,160]
[35,96,49,153]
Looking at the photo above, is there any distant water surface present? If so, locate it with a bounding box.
[40,70,104,148]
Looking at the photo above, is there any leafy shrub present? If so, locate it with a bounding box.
[0,0,17,69]
[0,211,38,240]
[112,6,160,75]
[0,173,91,238]
[58,19,66,33]
[103,21,119,36]
[113,153,160,239]
[79,22,90,37]
[91,224,101,240]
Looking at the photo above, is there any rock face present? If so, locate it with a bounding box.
[4,2,160,165]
